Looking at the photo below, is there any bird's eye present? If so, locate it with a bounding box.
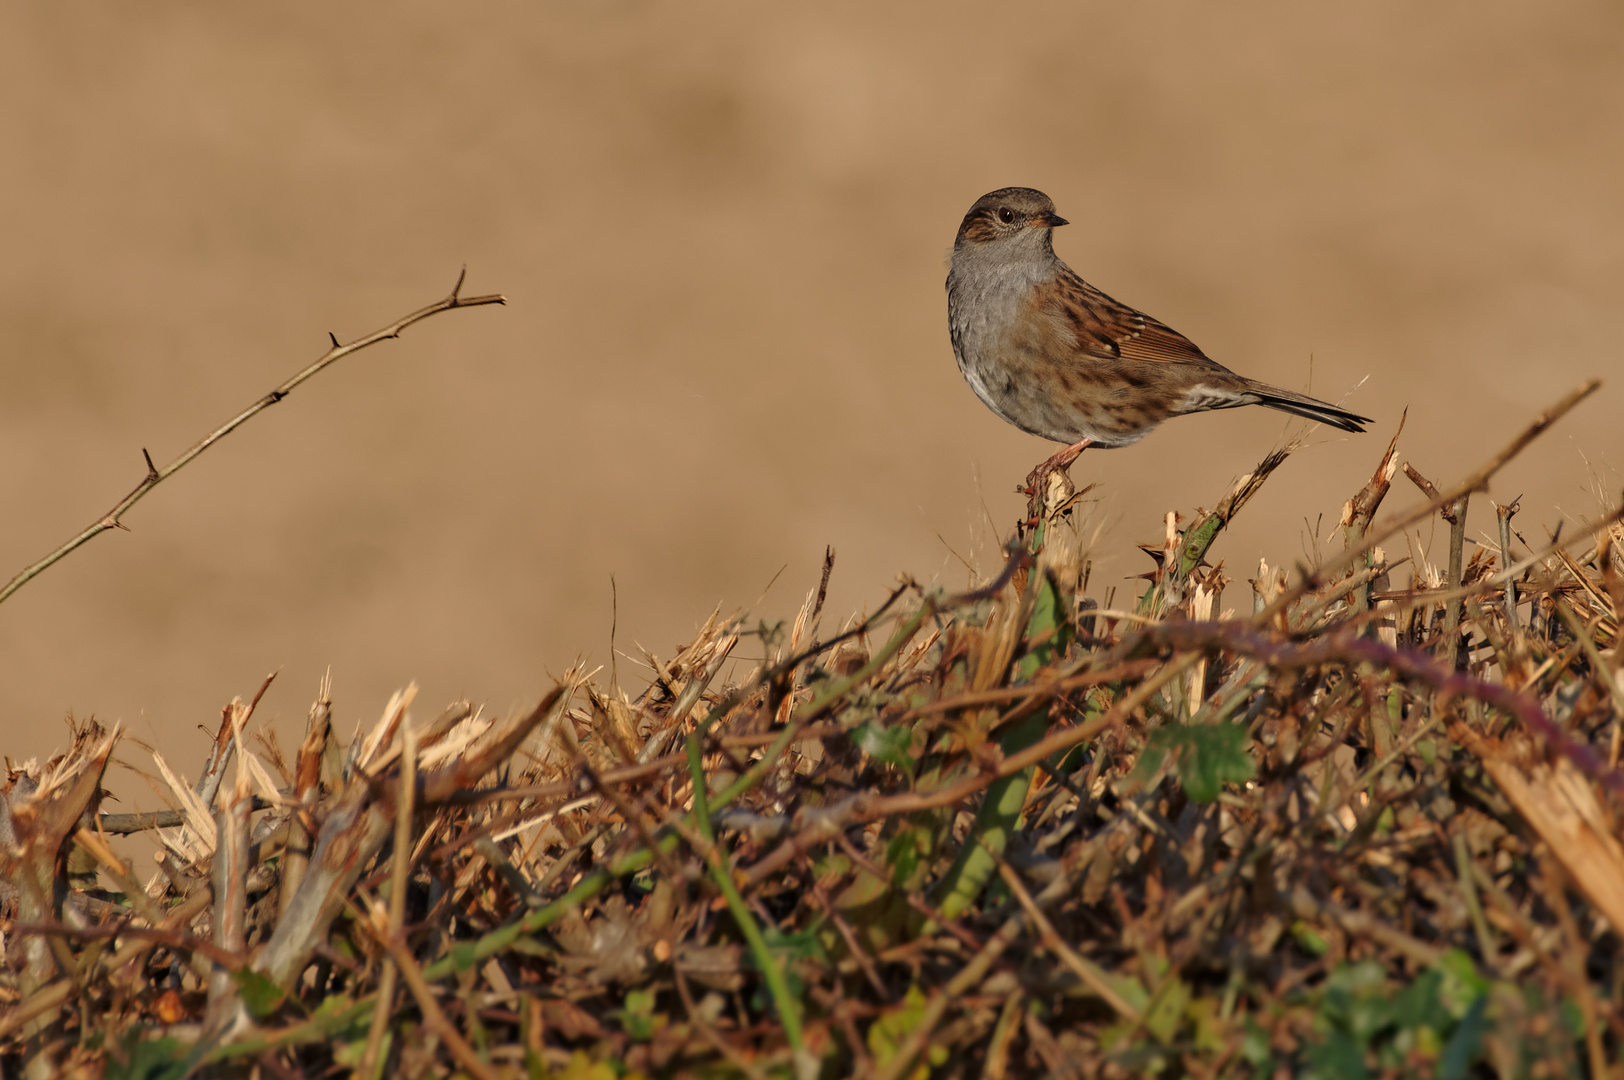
[997,207,1016,224]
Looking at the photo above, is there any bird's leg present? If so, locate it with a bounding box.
[1021,438,1091,525]
[1021,438,1091,496]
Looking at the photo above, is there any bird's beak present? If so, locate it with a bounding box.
[1034,211,1068,228]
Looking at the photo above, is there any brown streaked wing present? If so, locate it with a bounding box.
[1049,268,1227,370]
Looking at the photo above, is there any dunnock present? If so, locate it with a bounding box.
[947,187,1368,494]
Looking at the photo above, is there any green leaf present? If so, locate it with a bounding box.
[1433,949,1489,1018]
[1147,723,1256,803]
[867,985,947,1080]
[1124,741,1169,793]
[550,1051,620,1080]
[1142,977,1191,1044]
[619,988,659,1041]
[1240,1020,1273,1067]
[812,851,851,879]
[1316,960,1389,1043]
[104,1030,192,1080]
[885,824,932,886]
[1186,995,1227,1055]
[856,720,915,772]
[1290,921,1330,957]
[1436,993,1488,1080]
[232,967,288,1020]
[1389,969,1448,1035]
[764,924,827,964]
[1303,1029,1371,1080]
[1299,957,1496,1079]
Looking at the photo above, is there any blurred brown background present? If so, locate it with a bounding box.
[2,2,1620,780]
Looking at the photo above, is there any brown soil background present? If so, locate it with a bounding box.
[2,2,1619,778]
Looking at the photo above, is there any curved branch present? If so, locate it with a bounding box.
[0,270,505,608]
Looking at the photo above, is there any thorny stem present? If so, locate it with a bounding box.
[0,270,504,609]
[1442,494,1470,670]
[1342,412,1405,618]
[1139,445,1295,616]
[1497,498,1522,632]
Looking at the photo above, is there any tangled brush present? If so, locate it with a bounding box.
[3,381,1622,1079]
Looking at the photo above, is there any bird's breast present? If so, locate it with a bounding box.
[947,260,1045,366]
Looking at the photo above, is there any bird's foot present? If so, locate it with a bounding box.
[1019,439,1091,523]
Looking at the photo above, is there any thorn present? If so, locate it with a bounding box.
[452,266,467,300]
[141,448,159,481]
[329,332,341,349]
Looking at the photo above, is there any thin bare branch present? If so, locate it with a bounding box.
[1259,379,1600,626]
[0,272,504,608]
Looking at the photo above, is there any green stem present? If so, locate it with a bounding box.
[688,734,805,1054]
[1138,509,1224,617]
[931,567,1069,920]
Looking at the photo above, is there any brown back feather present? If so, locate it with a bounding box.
[1048,267,1232,373]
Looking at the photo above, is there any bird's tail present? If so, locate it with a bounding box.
[1242,383,1370,434]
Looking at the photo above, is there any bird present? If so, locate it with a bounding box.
[946,187,1369,497]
